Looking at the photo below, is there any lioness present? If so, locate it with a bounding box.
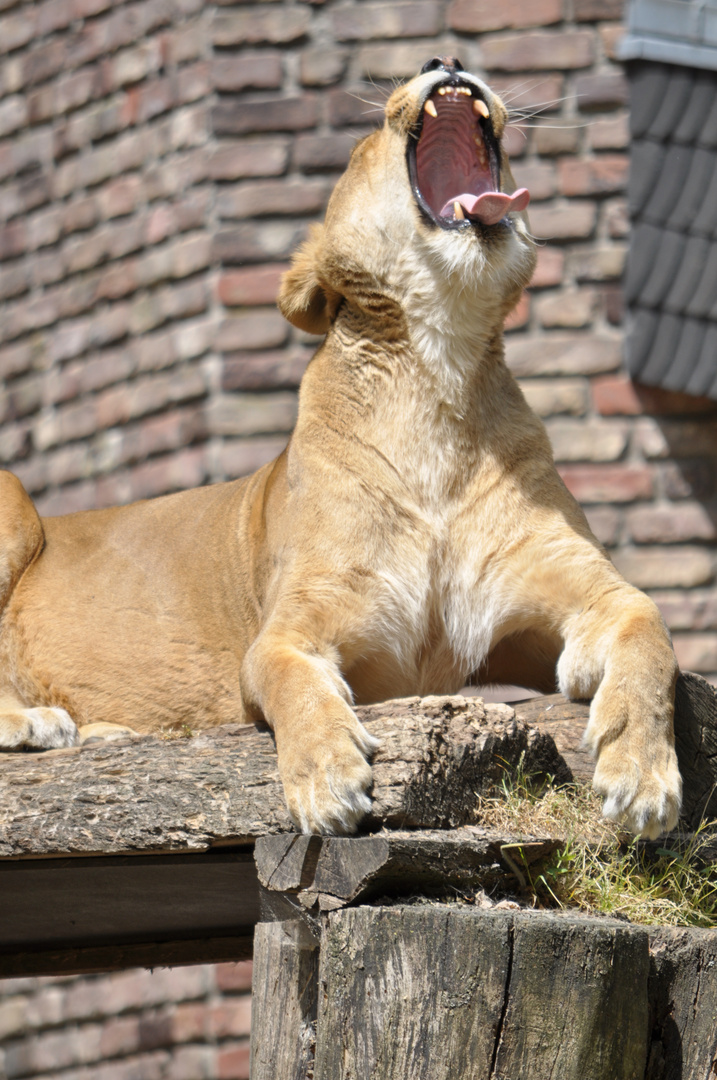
[0,58,680,839]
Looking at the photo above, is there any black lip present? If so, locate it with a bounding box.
[408,76,503,233]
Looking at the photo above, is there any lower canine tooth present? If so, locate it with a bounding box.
[424,99,437,118]
[454,201,465,220]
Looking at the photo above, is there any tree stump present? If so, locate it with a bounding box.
[250,904,717,1080]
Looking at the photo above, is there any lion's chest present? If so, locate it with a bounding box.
[347,512,499,701]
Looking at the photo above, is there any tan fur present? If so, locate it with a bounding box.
[0,67,680,838]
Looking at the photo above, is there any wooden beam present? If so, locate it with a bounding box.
[0,851,258,977]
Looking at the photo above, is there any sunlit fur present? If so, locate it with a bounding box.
[0,69,680,838]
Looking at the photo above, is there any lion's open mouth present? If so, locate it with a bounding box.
[410,81,530,230]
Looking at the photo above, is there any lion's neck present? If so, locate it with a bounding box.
[303,302,517,506]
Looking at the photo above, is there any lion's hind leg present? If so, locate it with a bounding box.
[0,694,79,750]
[0,471,45,615]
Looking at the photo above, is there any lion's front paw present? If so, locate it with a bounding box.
[279,718,379,835]
[0,707,79,751]
[591,738,681,840]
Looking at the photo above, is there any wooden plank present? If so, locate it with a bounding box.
[0,935,254,980]
[254,830,559,910]
[0,851,259,977]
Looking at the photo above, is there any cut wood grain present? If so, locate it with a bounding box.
[312,907,653,1080]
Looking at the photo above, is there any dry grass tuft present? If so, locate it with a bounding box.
[477,758,717,927]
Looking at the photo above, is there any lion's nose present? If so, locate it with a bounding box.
[420,56,464,75]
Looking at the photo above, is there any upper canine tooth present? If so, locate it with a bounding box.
[473,99,490,118]
[453,201,465,220]
[424,99,438,118]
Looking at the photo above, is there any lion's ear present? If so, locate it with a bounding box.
[277,225,340,335]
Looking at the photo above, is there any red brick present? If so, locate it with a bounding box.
[216,436,288,478]
[328,87,384,128]
[0,218,26,259]
[558,155,628,196]
[530,246,564,288]
[600,23,625,61]
[575,71,629,110]
[627,503,717,544]
[584,506,621,546]
[0,341,36,380]
[217,179,328,219]
[535,288,596,329]
[528,201,597,241]
[212,222,306,264]
[547,417,629,461]
[506,333,620,376]
[215,311,289,351]
[672,633,717,674]
[532,121,581,156]
[169,1001,209,1043]
[97,175,143,220]
[358,42,441,79]
[331,2,442,41]
[113,409,207,468]
[212,94,319,136]
[213,51,283,92]
[557,464,654,503]
[512,161,557,201]
[574,0,623,20]
[214,961,253,993]
[209,139,289,180]
[588,113,629,150]
[0,9,36,54]
[448,0,562,31]
[489,75,564,114]
[592,375,717,417]
[206,392,297,436]
[613,547,715,590]
[37,0,74,36]
[605,197,629,237]
[0,94,27,138]
[212,8,310,46]
[481,30,595,72]
[300,48,349,86]
[218,264,288,306]
[0,262,29,301]
[217,1041,251,1080]
[651,589,717,633]
[207,998,251,1038]
[96,447,208,505]
[500,124,528,159]
[569,244,626,282]
[222,349,310,391]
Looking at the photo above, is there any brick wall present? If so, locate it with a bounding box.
[1,0,717,1074]
[0,963,252,1079]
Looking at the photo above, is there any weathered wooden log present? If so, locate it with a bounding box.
[250,903,717,1080]
[0,696,567,858]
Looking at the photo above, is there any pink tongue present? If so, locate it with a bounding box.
[439,187,530,225]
